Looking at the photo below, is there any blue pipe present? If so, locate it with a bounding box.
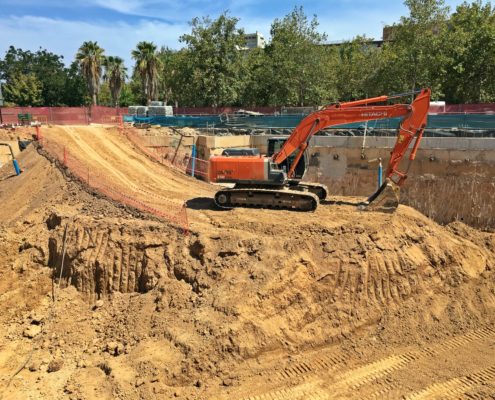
[191,144,196,177]
[13,159,21,176]
[378,159,383,188]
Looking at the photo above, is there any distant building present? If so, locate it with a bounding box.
[382,26,395,42]
[244,32,266,49]
[321,27,394,48]
[322,39,384,48]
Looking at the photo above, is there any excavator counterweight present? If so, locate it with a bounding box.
[209,89,431,212]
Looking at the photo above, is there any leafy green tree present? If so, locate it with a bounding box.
[103,56,127,106]
[3,72,43,106]
[167,49,197,107]
[239,47,271,106]
[264,6,328,106]
[76,41,105,105]
[180,12,246,106]
[98,82,112,106]
[0,46,86,106]
[157,47,180,105]
[128,73,146,105]
[334,37,382,100]
[375,0,449,98]
[132,41,161,105]
[30,49,67,106]
[118,83,137,107]
[442,1,495,102]
[62,61,90,106]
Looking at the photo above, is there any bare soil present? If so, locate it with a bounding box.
[0,125,494,400]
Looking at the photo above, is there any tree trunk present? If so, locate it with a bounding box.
[92,93,97,106]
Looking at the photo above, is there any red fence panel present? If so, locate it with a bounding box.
[445,103,495,113]
[90,106,127,124]
[49,107,89,124]
[3,103,495,125]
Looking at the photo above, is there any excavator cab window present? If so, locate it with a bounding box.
[267,137,307,180]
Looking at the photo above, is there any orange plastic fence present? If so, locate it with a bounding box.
[37,131,189,234]
[0,106,127,125]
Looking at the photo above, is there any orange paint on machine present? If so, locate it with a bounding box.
[209,155,267,183]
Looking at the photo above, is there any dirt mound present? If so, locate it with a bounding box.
[0,126,494,399]
[16,202,492,399]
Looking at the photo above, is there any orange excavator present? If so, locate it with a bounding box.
[209,88,431,212]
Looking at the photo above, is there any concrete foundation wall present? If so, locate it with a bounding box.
[196,135,251,159]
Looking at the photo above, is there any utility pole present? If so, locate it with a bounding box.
[0,81,4,124]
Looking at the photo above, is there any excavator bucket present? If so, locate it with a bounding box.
[360,179,400,213]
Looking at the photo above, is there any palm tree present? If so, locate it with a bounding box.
[103,56,127,107]
[132,41,162,105]
[76,41,105,105]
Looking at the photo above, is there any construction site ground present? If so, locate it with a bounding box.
[0,125,494,400]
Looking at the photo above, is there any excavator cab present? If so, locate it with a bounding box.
[267,137,306,180]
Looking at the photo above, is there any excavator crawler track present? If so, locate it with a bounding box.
[214,188,319,212]
[292,182,328,200]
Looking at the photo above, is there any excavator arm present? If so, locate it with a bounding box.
[273,89,431,186]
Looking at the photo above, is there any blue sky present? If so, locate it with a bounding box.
[0,0,469,68]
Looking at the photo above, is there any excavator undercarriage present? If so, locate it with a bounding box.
[214,186,320,211]
[214,181,328,211]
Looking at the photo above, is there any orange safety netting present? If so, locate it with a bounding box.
[37,128,189,235]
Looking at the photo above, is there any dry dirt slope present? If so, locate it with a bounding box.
[0,125,494,400]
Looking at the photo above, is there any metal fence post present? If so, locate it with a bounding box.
[191,144,196,177]
[12,159,21,175]
[378,158,383,189]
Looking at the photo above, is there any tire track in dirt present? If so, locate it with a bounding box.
[272,353,348,384]
[331,352,419,391]
[237,326,495,400]
[243,378,328,400]
[403,366,495,400]
[421,326,495,356]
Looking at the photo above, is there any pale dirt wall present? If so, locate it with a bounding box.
[256,135,495,229]
[0,140,20,166]
[306,145,495,229]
